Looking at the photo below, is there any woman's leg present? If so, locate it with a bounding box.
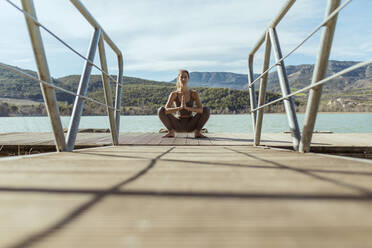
[157,107,183,137]
[187,107,210,137]
[196,107,210,131]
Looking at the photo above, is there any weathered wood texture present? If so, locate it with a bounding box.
[1,145,372,247]
[1,132,372,147]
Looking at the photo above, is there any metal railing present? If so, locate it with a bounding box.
[3,0,124,152]
[248,0,371,152]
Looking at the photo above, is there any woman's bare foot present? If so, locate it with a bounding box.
[162,130,175,138]
[194,130,207,138]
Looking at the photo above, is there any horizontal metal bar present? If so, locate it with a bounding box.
[0,63,119,111]
[250,0,296,56]
[248,0,353,88]
[5,0,123,88]
[251,58,372,112]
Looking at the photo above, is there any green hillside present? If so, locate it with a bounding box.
[59,75,284,115]
[0,63,284,116]
[178,61,372,112]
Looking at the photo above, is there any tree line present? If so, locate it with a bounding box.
[2,73,370,117]
[0,80,285,116]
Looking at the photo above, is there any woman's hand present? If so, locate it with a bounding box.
[180,95,186,109]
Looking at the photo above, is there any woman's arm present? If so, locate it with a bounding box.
[185,91,203,114]
[164,92,181,114]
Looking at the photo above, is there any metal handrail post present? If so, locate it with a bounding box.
[269,28,301,150]
[247,55,257,133]
[21,0,66,152]
[299,0,341,153]
[69,0,122,57]
[115,55,124,140]
[250,0,296,57]
[254,32,272,146]
[66,28,101,151]
[98,35,118,145]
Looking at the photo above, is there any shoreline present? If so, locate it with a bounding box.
[1,112,371,118]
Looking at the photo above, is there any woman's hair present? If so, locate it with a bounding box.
[176,69,190,92]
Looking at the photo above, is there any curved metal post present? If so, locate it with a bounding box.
[250,0,296,57]
[299,0,341,153]
[69,0,121,56]
[21,0,66,152]
[254,32,272,146]
[66,28,101,151]
[269,27,301,150]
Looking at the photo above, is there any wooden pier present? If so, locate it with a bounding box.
[1,132,372,158]
[1,132,372,146]
[1,133,372,247]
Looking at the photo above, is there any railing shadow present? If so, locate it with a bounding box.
[206,136,331,146]
[6,147,175,248]
[260,140,332,145]
[208,137,253,142]
[78,151,372,177]
[224,147,372,195]
[4,146,372,247]
[1,187,372,201]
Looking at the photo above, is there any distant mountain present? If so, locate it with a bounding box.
[171,61,372,94]
[171,72,252,89]
[270,60,372,93]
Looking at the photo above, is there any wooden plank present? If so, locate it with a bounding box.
[207,133,237,146]
[1,132,372,148]
[0,132,45,145]
[186,132,199,145]
[36,133,59,145]
[145,133,165,145]
[75,133,109,145]
[1,146,372,247]
[147,134,163,145]
[205,133,252,146]
[198,135,213,145]
[159,135,176,145]
[228,133,253,145]
[25,133,55,145]
[118,133,144,145]
[173,133,188,145]
[134,133,161,145]
[125,133,153,145]
[94,134,115,145]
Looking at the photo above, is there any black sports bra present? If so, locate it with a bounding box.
[175,90,193,117]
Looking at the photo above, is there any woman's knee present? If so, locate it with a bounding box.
[202,107,210,116]
[157,106,166,116]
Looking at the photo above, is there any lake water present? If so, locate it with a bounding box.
[1,113,371,133]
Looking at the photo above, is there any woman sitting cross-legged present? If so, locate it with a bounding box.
[158,69,210,138]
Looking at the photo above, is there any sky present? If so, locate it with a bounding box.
[1,0,372,82]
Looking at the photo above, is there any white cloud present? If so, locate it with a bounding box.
[126,59,219,72]
[12,58,33,64]
[1,0,371,81]
[360,43,372,53]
